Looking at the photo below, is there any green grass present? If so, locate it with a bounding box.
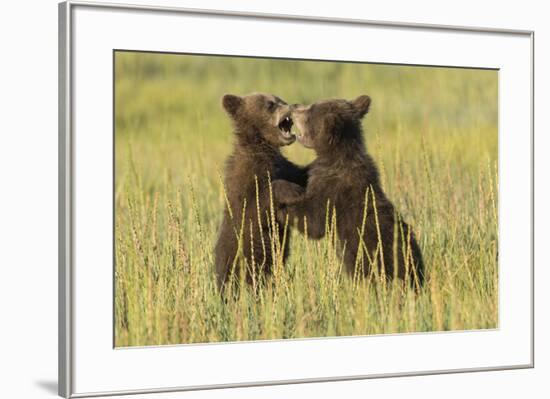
[114,51,498,347]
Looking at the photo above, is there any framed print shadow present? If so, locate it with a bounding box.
[59,1,534,398]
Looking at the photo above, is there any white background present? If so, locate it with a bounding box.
[0,0,547,398]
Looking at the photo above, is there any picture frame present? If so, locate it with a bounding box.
[59,1,534,397]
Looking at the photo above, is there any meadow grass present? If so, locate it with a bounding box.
[114,52,498,347]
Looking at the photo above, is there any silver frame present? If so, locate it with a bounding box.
[59,1,535,397]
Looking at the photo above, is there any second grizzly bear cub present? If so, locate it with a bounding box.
[215,93,307,291]
[272,95,424,286]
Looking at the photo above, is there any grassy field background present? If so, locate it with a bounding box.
[114,51,498,347]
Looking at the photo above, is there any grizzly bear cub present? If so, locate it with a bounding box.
[214,93,307,291]
[272,95,424,287]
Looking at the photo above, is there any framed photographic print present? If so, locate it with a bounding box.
[59,1,534,397]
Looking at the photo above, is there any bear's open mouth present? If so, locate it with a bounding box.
[278,116,294,138]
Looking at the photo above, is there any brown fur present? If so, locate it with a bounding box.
[214,93,308,291]
[272,96,424,287]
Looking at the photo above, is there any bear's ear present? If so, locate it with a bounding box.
[351,95,371,119]
[222,94,243,117]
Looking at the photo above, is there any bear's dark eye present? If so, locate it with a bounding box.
[266,100,276,111]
